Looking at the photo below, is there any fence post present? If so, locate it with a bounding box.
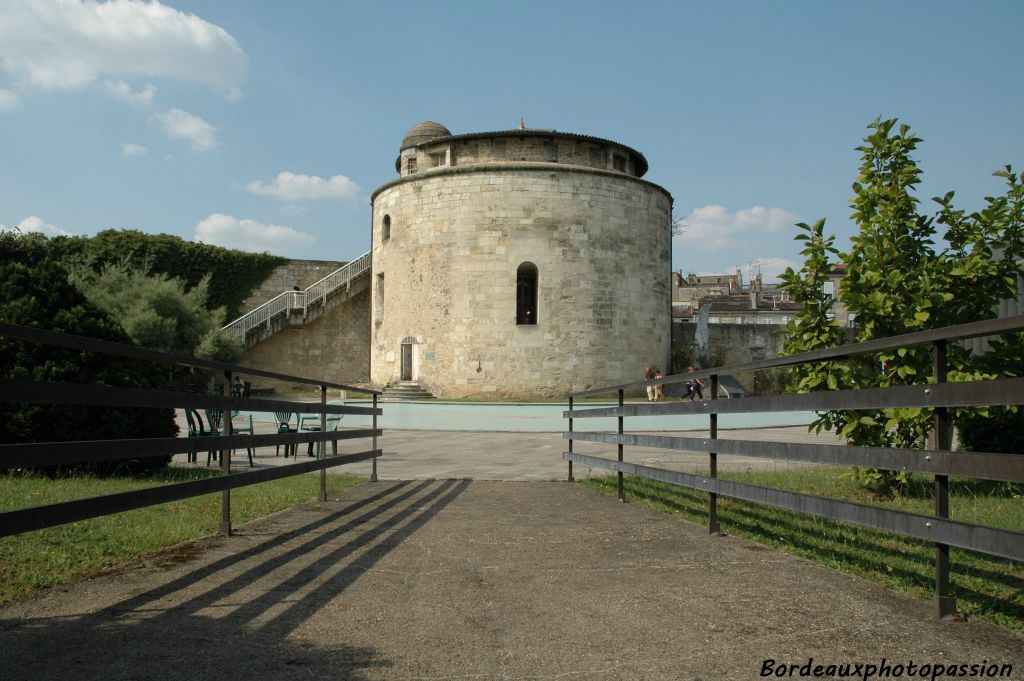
[708,373,720,535]
[319,383,327,502]
[567,395,574,482]
[932,340,957,619]
[371,393,378,483]
[617,389,625,502]
[219,371,233,536]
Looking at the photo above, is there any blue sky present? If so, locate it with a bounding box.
[2,0,1022,283]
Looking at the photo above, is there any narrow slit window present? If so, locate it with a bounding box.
[382,214,391,241]
[516,262,538,325]
[375,273,384,322]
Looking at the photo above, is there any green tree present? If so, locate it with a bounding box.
[935,168,1024,454]
[778,219,846,402]
[68,261,243,363]
[0,231,176,475]
[780,118,1024,491]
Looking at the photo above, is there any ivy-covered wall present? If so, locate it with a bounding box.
[47,229,288,320]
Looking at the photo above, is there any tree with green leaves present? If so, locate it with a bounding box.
[780,118,1024,491]
[778,219,846,395]
[68,260,243,363]
[0,231,177,475]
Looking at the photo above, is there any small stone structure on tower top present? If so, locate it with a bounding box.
[370,121,673,399]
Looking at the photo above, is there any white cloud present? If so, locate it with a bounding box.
[675,204,798,252]
[0,0,245,95]
[195,213,315,254]
[0,215,72,237]
[120,142,148,157]
[0,87,20,111]
[150,108,217,151]
[241,172,362,202]
[102,80,155,106]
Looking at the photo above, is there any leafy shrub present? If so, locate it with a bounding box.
[957,408,1024,455]
[68,261,242,363]
[0,231,177,476]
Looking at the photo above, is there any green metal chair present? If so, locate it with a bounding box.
[185,408,220,466]
[274,411,297,457]
[298,414,343,457]
[229,411,255,467]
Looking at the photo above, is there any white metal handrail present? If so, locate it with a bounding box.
[223,251,372,338]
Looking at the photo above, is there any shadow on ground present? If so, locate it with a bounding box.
[1,479,469,681]
[2,479,1022,680]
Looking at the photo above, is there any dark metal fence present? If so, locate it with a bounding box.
[563,315,1024,620]
[0,322,382,537]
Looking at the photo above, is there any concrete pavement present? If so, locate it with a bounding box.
[2,480,1020,680]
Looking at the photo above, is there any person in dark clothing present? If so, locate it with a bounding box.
[683,366,704,401]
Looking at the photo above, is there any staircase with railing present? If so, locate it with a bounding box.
[223,251,372,349]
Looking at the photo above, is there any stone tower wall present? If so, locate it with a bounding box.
[370,164,672,399]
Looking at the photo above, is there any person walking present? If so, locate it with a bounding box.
[644,364,659,401]
[683,366,704,401]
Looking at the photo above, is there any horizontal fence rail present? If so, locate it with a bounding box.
[0,378,379,414]
[0,429,383,471]
[565,431,1024,483]
[564,454,1024,562]
[566,378,1024,418]
[0,321,374,392]
[0,322,384,538]
[568,314,1024,398]
[3,450,380,536]
[564,314,1024,621]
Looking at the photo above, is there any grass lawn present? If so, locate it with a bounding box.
[580,468,1024,633]
[0,467,365,605]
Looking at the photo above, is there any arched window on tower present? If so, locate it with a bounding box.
[382,214,391,241]
[516,262,538,325]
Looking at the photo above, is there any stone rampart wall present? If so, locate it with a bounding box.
[239,259,347,315]
[240,284,370,395]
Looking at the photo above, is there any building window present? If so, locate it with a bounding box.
[382,214,391,241]
[407,157,417,174]
[431,152,445,167]
[375,273,384,323]
[612,154,626,172]
[516,262,538,325]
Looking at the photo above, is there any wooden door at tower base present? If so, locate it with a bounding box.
[401,343,413,381]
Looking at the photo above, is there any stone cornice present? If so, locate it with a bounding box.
[370,162,672,204]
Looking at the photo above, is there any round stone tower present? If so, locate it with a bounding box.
[369,121,672,399]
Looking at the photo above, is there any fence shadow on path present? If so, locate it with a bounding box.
[0,479,469,681]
